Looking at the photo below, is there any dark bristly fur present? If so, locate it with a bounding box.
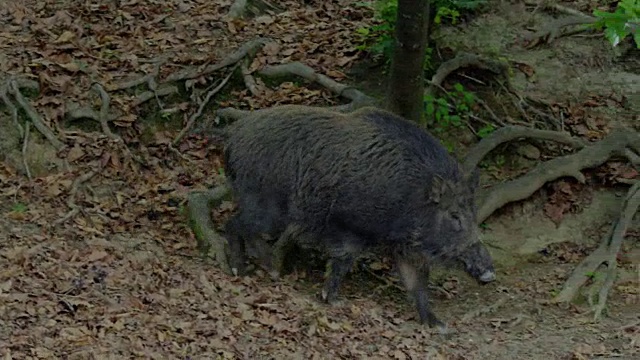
[222,105,496,328]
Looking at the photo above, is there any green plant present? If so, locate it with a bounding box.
[355,0,488,63]
[11,203,28,213]
[435,7,461,25]
[424,83,476,131]
[477,124,496,138]
[354,0,398,63]
[592,0,639,48]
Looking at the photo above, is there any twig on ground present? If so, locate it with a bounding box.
[554,181,640,322]
[172,63,240,147]
[22,122,32,181]
[166,38,271,82]
[474,97,506,127]
[473,128,639,224]
[8,80,66,151]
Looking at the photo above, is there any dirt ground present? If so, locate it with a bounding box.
[0,0,638,359]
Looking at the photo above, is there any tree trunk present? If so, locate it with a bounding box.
[385,0,431,123]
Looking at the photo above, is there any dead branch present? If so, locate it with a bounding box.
[463,125,587,173]
[22,122,32,181]
[258,62,377,108]
[8,80,66,151]
[426,53,510,98]
[172,64,240,147]
[186,185,234,274]
[554,181,640,321]
[166,38,271,82]
[475,128,640,224]
[53,167,102,226]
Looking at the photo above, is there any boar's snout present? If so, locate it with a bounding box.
[478,270,496,284]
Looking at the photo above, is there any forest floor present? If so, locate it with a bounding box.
[0,0,638,359]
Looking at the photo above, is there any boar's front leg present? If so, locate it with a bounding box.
[396,252,446,331]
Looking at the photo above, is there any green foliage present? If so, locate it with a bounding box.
[354,0,398,63]
[11,203,28,213]
[592,0,639,48]
[424,82,476,132]
[355,0,489,64]
[477,123,495,138]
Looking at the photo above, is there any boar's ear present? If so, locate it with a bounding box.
[427,175,449,203]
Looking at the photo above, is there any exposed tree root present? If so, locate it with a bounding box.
[185,185,234,274]
[226,0,283,20]
[53,167,102,226]
[553,181,640,321]
[107,58,165,92]
[166,38,271,82]
[6,79,66,151]
[474,127,640,224]
[130,85,179,108]
[523,16,597,49]
[241,58,261,96]
[461,297,507,323]
[525,0,595,20]
[22,123,32,181]
[91,83,142,166]
[426,52,510,98]
[227,0,248,19]
[463,125,587,173]
[258,62,378,110]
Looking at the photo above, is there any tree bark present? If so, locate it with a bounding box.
[385,0,431,123]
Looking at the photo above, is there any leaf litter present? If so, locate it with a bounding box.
[0,0,638,359]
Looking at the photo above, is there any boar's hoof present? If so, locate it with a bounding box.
[479,270,496,283]
[434,323,456,336]
[268,270,281,280]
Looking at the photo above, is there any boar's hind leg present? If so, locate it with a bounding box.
[320,232,364,304]
[396,255,445,329]
[224,213,248,276]
[269,223,304,279]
